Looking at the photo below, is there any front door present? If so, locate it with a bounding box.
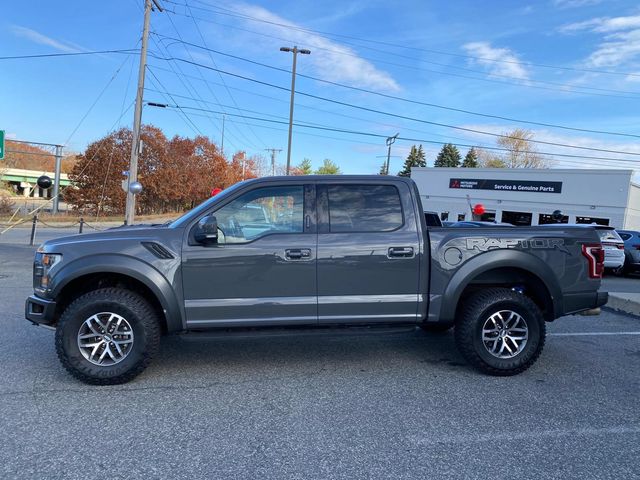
[182,184,317,328]
[316,182,421,324]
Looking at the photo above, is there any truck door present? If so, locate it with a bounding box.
[316,181,421,324]
[181,183,317,328]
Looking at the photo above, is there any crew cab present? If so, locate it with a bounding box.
[25,176,607,384]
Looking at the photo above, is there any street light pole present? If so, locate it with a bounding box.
[280,46,310,175]
[385,133,399,176]
[125,0,162,225]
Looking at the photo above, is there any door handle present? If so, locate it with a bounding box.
[388,247,414,258]
[285,248,312,260]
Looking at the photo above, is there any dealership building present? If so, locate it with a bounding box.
[411,168,640,230]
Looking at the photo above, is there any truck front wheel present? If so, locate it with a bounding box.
[454,288,545,376]
[55,288,161,385]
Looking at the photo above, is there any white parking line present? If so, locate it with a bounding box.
[549,332,640,336]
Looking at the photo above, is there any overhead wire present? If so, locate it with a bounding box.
[178,0,640,79]
[156,35,640,139]
[145,52,640,158]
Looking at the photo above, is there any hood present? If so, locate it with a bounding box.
[39,224,173,252]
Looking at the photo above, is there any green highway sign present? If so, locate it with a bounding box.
[0,130,4,160]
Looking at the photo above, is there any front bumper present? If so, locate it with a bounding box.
[25,295,57,327]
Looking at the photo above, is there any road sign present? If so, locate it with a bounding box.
[0,130,4,160]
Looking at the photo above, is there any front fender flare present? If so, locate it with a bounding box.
[439,249,562,323]
[50,254,184,332]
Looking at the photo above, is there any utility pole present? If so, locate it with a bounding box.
[280,46,310,175]
[265,148,282,176]
[221,114,225,157]
[52,145,63,214]
[124,0,162,225]
[385,133,399,177]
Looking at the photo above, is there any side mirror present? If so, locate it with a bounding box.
[194,215,218,244]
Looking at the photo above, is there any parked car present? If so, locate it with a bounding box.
[26,176,607,384]
[546,224,625,274]
[617,230,640,274]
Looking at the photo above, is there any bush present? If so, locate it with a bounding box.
[0,190,16,215]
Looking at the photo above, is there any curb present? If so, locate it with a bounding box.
[605,292,640,318]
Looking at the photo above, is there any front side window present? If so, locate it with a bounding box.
[327,185,403,233]
[213,186,304,244]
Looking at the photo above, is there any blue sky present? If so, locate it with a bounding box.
[2,0,640,176]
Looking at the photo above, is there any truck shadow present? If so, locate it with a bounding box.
[152,328,468,375]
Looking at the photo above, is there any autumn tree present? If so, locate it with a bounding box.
[434,143,461,167]
[398,144,426,177]
[66,125,245,215]
[497,129,549,168]
[462,147,479,168]
[315,158,341,175]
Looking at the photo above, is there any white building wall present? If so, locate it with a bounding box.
[624,183,640,230]
[411,168,634,228]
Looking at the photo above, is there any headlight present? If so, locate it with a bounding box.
[34,253,62,294]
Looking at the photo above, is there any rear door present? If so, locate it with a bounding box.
[316,181,422,324]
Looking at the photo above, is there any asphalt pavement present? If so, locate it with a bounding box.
[1,242,639,479]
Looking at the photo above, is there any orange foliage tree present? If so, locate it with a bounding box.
[66,125,258,215]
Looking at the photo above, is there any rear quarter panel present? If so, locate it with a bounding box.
[427,226,602,323]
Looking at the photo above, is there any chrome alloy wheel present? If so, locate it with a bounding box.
[481,310,529,359]
[77,312,134,366]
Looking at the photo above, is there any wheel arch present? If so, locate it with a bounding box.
[51,255,183,333]
[440,250,562,324]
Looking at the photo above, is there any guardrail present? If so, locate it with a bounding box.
[0,215,105,245]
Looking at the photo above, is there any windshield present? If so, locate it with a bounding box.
[169,181,248,228]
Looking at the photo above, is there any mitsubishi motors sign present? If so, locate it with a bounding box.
[449,178,563,194]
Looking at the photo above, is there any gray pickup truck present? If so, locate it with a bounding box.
[25,176,607,384]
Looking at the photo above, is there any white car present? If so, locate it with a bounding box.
[596,226,625,273]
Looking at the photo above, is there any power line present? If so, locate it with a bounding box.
[159,12,263,150]
[145,52,640,158]
[0,49,137,60]
[157,15,640,100]
[150,101,640,165]
[155,35,640,139]
[173,0,640,79]
[182,2,268,149]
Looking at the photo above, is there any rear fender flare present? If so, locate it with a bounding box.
[439,249,562,323]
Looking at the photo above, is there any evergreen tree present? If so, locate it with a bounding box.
[315,158,341,175]
[398,144,427,177]
[462,147,479,168]
[379,162,388,175]
[434,143,461,167]
[297,158,313,175]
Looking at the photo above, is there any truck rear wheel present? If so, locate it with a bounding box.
[454,288,545,376]
[55,288,161,385]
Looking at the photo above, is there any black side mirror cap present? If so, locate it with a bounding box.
[194,215,218,244]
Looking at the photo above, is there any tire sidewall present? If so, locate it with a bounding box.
[471,297,543,370]
[57,295,153,382]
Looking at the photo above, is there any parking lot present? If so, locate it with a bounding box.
[1,241,639,479]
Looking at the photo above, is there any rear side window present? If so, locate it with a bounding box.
[597,229,622,242]
[327,185,403,233]
[619,233,632,241]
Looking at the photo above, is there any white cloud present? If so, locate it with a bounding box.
[559,15,640,67]
[230,3,400,92]
[560,14,640,34]
[10,25,84,53]
[461,42,529,80]
[553,0,603,9]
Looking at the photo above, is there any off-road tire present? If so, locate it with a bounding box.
[455,288,545,376]
[55,288,161,385]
